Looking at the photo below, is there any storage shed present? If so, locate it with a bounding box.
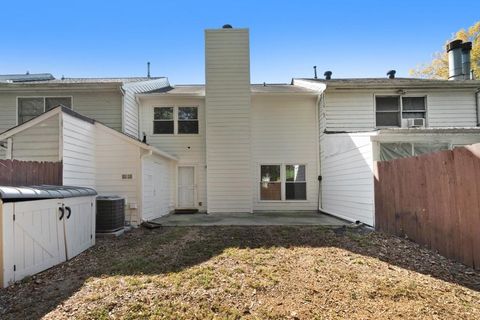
[0,185,97,287]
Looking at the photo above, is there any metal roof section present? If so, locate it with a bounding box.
[0,73,55,82]
[138,83,319,97]
[0,185,97,201]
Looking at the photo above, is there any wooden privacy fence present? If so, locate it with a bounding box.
[374,144,480,269]
[0,160,62,186]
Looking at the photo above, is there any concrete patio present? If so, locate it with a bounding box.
[149,211,347,226]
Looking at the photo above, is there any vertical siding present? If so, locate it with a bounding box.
[321,133,376,226]
[140,97,207,211]
[205,28,253,213]
[252,96,318,210]
[0,90,122,133]
[10,115,60,162]
[123,78,171,138]
[62,113,96,188]
[94,126,142,225]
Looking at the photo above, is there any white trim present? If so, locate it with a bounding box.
[176,165,197,208]
[258,163,308,202]
[374,94,428,128]
[0,107,62,140]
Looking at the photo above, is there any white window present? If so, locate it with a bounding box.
[375,96,426,127]
[17,96,72,124]
[260,164,307,201]
[153,106,199,135]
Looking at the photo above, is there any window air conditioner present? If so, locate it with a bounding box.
[407,118,425,128]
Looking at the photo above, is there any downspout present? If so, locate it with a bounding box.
[119,85,126,134]
[315,93,322,213]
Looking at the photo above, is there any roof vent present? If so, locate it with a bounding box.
[324,71,332,80]
[222,24,233,29]
[387,70,396,79]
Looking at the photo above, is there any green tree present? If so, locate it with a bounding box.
[410,21,480,79]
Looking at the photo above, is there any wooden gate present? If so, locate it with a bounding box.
[374,144,480,269]
[0,160,62,186]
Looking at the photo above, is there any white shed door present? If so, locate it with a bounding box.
[178,166,195,208]
[63,197,95,260]
[143,160,170,221]
[13,199,66,281]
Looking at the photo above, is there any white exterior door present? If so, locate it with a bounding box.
[13,199,66,281]
[178,166,195,208]
[143,160,171,220]
[63,197,95,260]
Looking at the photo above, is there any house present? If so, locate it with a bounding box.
[0,106,177,225]
[1,26,479,227]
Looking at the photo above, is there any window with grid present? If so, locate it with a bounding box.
[153,107,174,134]
[18,97,72,124]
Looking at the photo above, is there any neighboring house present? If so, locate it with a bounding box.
[0,74,170,152]
[0,107,177,225]
[293,74,480,225]
[1,26,479,227]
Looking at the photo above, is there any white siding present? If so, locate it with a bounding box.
[10,115,59,162]
[205,28,253,213]
[142,154,175,221]
[427,91,477,127]
[252,96,319,210]
[140,97,206,211]
[122,78,170,138]
[94,125,142,225]
[62,113,96,188]
[321,133,376,226]
[324,89,478,132]
[0,90,122,133]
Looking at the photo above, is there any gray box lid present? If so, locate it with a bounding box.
[0,185,97,201]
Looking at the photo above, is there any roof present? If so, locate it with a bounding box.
[0,106,178,161]
[294,78,480,89]
[0,73,54,82]
[0,185,97,201]
[139,83,319,97]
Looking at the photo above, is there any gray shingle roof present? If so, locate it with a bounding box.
[0,74,165,85]
[0,73,54,82]
[295,77,480,88]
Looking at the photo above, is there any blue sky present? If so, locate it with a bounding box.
[1,0,479,84]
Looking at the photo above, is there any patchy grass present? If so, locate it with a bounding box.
[1,226,479,319]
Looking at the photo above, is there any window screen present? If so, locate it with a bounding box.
[45,97,72,111]
[153,107,174,134]
[402,97,426,119]
[376,97,400,127]
[18,98,44,124]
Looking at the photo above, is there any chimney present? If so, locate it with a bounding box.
[447,39,464,80]
[461,42,472,80]
[205,25,253,213]
[387,70,396,79]
[324,71,332,80]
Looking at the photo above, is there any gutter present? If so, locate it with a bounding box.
[476,88,480,126]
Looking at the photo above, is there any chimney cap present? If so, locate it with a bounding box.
[446,39,463,52]
[462,41,472,51]
[222,24,233,29]
[324,71,332,80]
[387,70,396,79]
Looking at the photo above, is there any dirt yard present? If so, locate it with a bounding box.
[0,226,479,319]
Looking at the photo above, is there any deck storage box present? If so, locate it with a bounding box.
[0,185,97,288]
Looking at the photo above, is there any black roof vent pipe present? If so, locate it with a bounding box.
[387,70,396,79]
[324,71,332,80]
[222,24,233,29]
[313,66,318,79]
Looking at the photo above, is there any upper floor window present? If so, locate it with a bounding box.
[17,97,72,124]
[375,96,426,127]
[153,106,199,135]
